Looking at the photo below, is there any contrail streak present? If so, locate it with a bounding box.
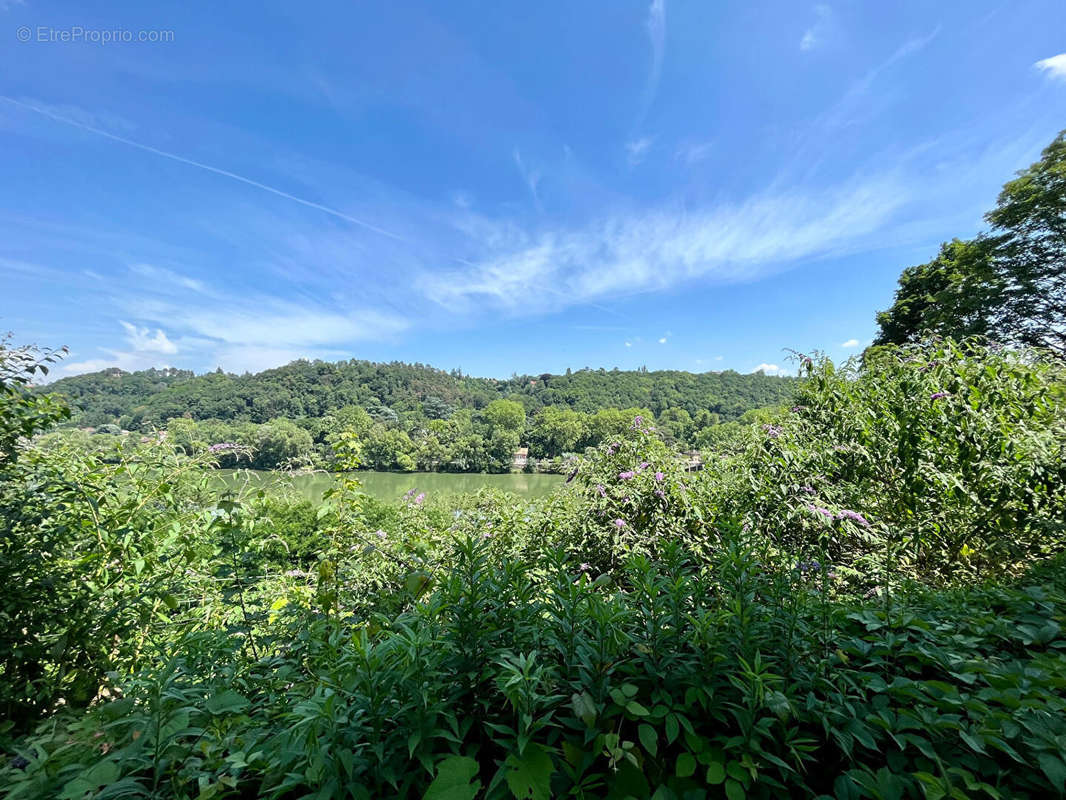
[0,95,404,241]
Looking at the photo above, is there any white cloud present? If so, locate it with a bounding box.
[120,321,178,354]
[1035,54,1066,81]
[635,0,666,128]
[195,308,402,348]
[714,355,723,361]
[419,173,905,315]
[626,137,654,166]
[56,320,179,376]
[841,338,860,348]
[512,148,543,210]
[658,337,667,344]
[752,363,782,374]
[676,140,713,165]
[624,341,632,347]
[800,5,832,52]
[130,263,208,294]
[58,357,139,375]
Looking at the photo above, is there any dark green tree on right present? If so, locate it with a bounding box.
[876,131,1066,355]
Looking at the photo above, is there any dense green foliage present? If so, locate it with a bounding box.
[40,357,795,472]
[43,358,795,431]
[4,338,1066,798]
[876,130,1066,354]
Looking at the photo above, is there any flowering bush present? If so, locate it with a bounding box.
[695,338,1066,587]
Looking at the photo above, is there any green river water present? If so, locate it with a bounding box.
[218,469,564,504]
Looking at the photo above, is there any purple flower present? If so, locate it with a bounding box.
[930,391,949,401]
[565,467,579,483]
[374,529,387,540]
[403,488,417,499]
[638,461,650,471]
[654,489,665,499]
[790,406,806,413]
[613,518,626,528]
[654,471,665,482]
[837,509,870,527]
[631,416,644,429]
[208,442,239,453]
[762,424,782,439]
[807,503,834,520]
[482,531,493,539]
[619,470,636,480]
[579,562,591,572]
[801,485,816,495]
[596,484,606,497]
[413,492,425,505]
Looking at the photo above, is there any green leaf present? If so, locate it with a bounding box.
[626,700,649,717]
[706,761,726,785]
[423,755,481,800]
[676,753,697,778]
[205,690,250,715]
[665,713,679,745]
[637,724,657,757]
[504,744,554,800]
[60,760,119,799]
[1038,753,1066,793]
[725,778,746,800]
[571,691,597,728]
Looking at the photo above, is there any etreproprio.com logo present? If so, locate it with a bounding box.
[16,26,175,44]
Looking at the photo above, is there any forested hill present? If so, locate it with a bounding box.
[44,358,796,429]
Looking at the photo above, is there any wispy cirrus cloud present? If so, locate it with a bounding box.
[626,136,654,166]
[420,172,906,315]
[635,0,666,129]
[512,148,543,211]
[800,5,833,52]
[130,263,208,294]
[0,95,403,240]
[676,139,713,165]
[1035,54,1066,82]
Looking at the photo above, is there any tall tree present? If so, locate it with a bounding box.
[875,238,997,346]
[876,131,1066,355]
[986,131,1066,353]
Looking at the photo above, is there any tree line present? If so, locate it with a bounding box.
[55,400,773,472]
[44,360,796,431]
[39,361,796,471]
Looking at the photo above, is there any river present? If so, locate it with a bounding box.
[217,469,565,504]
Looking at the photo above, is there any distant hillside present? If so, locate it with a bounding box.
[43,358,798,429]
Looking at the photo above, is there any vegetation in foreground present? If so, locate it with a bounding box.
[3,334,1066,799]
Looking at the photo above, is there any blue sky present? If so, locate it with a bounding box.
[2,1,1065,379]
